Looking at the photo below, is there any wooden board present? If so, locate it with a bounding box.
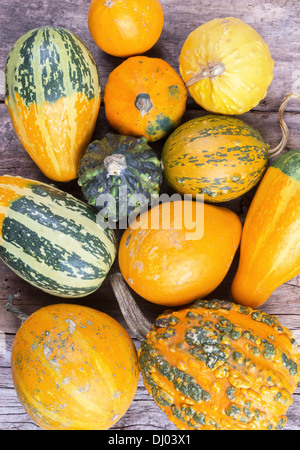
[0,0,299,431]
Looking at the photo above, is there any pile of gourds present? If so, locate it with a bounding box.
[2,0,300,431]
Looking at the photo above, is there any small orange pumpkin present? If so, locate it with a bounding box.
[88,0,164,57]
[118,200,242,306]
[104,56,188,142]
[11,303,139,430]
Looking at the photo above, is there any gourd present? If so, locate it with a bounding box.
[118,200,242,306]
[78,133,163,222]
[179,17,274,115]
[88,0,164,57]
[8,298,139,430]
[5,26,101,182]
[110,274,300,430]
[231,94,300,308]
[0,175,116,297]
[161,114,270,203]
[104,56,187,142]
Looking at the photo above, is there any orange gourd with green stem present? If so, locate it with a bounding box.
[232,93,300,308]
[104,56,187,142]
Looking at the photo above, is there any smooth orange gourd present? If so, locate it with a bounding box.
[104,56,187,142]
[119,200,242,306]
[11,303,139,430]
[232,149,300,308]
[88,0,164,57]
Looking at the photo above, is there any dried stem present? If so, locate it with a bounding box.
[268,92,300,159]
[6,292,28,323]
[110,272,152,341]
[185,62,225,87]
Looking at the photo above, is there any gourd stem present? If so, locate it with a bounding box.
[268,92,300,159]
[110,272,152,341]
[6,293,28,323]
[104,154,127,176]
[186,62,225,87]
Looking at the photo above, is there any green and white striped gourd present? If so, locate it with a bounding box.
[0,176,116,297]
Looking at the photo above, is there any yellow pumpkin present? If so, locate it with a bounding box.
[179,17,274,115]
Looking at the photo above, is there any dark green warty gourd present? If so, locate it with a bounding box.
[78,133,163,222]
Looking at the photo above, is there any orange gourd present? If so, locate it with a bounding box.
[104,56,187,142]
[10,302,139,430]
[231,148,300,308]
[118,200,242,306]
[88,0,164,57]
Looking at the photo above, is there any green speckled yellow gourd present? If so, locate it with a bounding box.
[162,115,269,202]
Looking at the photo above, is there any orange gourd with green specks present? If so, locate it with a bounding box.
[109,277,300,430]
[139,299,300,430]
[11,303,139,430]
[104,56,187,142]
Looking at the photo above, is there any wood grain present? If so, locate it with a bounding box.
[0,0,299,431]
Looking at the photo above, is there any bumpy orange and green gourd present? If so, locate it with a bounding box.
[5,26,101,182]
[139,299,300,430]
[231,149,300,308]
[11,303,139,430]
[0,175,116,297]
[104,56,187,142]
[162,115,269,202]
